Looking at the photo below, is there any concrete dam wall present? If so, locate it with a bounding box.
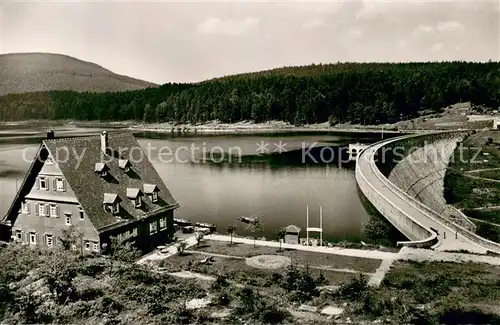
[357,131,500,254]
[388,137,476,231]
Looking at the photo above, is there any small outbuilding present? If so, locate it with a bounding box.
[493,119,500,131]
[284,225,301,245]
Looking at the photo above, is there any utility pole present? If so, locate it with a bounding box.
[306,206,309,245]
[319,206,323,247]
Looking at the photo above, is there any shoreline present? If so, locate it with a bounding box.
[0,119,421,136]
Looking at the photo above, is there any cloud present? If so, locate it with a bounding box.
[397,38,407,48]
[431,42,444,52]
[414,21,465,36]
[414,24,434,35]
[436,21,465,33]
[348,28,363,39]
[303,17,325,30]
[197,17,259,36]
[281,2,343,14]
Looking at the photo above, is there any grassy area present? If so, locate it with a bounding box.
[475,170,500,180]
[444,131,500,231]
[191,240,382,273]
[162,252,358,286]
[325,260,500,324]
[3,240,500,324]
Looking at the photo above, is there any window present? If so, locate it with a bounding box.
[85,241,90,251]
[135,197,141,208]
[39,177,48,190]
[113,203,120,214]
[93,242,99,252]
[124,166,130,173]
[160,217,166,229]
[46,156,54,165]
[21,201,29,214]
[56,178,65,191]
[38,204,46,217]
[15,230,22,242]
[30,232,37,245]
[78,206,84,220]
[65,216,71,226]
[101,170,108,177]
[49,204,58,218]
[152,192,158,203]
[45,234,53,247]
[149,221,157,234]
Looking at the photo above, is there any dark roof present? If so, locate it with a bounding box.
[118,159,131,169]
[95,162,109,172]
[285,225,301,233]
[126,188,141,199]
[103,193,119,204]
[143,183,159,194]
[43,132,178,231]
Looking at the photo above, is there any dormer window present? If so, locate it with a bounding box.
[103,193,120,215]
[143,184,160,203]
[118,159,131,173]
[95,163,110,178]
[39,177,48,190]
[126,188,142,208]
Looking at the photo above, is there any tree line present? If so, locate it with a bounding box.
[0,61,498,124]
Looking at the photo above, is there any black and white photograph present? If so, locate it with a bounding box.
[0,1,499,324]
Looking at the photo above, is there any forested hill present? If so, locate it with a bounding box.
[0,61,499,124]
[0,53,157,96]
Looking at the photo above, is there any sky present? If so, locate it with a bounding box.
[1,1,499,84]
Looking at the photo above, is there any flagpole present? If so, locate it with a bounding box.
[319,206,323,247]
[306,206,309,246]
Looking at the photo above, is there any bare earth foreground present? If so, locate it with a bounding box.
[135,234,500,324]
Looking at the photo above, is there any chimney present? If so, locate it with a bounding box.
[100,131,108,154]
[46,130,55,139]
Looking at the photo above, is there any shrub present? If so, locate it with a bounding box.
[214,290,231,307]
[337,274,370,301]
[261,304,291,324]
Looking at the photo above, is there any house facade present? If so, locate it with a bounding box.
[0,131,179,254]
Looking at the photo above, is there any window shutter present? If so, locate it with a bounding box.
[36,177,40,190]
[62,179,66,191]
[45,204,49,217]
[27,203,30,214]
[56,206,59,218]
[52,178,56,191]
[42,234,46,246]
[36,233,40,245]
[25,232,29,243]
[35,203,39,216]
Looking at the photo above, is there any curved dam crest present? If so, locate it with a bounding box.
[356,131,500,255]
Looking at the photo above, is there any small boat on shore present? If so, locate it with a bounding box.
[174,218,192,226]
[194,222,217,232]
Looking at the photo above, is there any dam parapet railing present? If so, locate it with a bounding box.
[359,131,500,254]
[356,138,439,249]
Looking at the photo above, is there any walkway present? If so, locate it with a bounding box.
[137,234,197,265]
[356,133,493,254]
[206,234,398,260]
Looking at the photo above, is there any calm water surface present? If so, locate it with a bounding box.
[0,127,383,241]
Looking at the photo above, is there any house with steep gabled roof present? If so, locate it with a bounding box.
[0,131,179,253]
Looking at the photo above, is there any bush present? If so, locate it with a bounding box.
[261,304,291,324]
[214,290,231,307]
[476,223,500,243]
[337,274,370,301]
